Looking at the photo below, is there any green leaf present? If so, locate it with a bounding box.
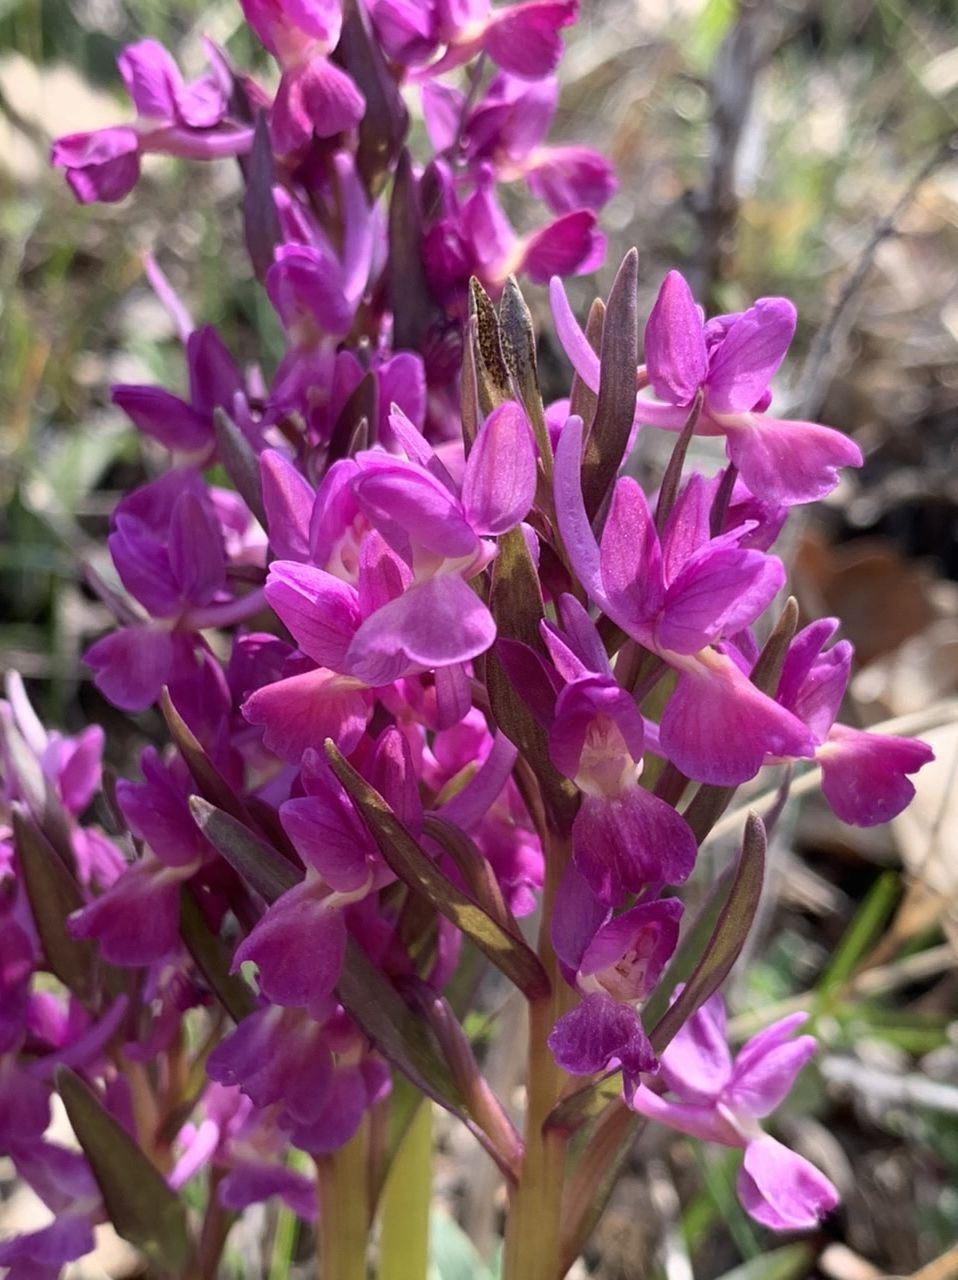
[430,1210,497,1280]
[544,1069,623,1135]
[162,689,258,828]
[326,742,551,1000]
[212,408,267,528]
[328,368,377,463]
[649,812,766,1054]
[56,1066,194,1274]
[12,806,98,1001]
[550,813,767,1266]
[485,528,578,829]
[188,796,301,904]
[337,936,471,1120]
[389,150,440,352]
[712,1243,815,1280]
[469,278,512,416]
[548,816,766,1139]
[498,276,552,478]
[818,870,899,999]
[337,0,409,195]
[568,297,603,424]
[582,248,638,521]
[242,112,282,283]
[179,888,257,1023]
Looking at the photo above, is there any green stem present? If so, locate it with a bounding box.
[501,835,573,1280]
[316,1118,371,1280]
[378,1101,433,1280]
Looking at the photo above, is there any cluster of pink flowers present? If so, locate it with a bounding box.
[0,1,933,1275]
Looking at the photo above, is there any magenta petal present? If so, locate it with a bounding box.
[421,80,464,152]
[345,575,496,685]
[207,1006,333,1125]
[267,244,354,337]
[265,562,362,669]
[357,531,413,616]
[68,863,184,966]
[738,1135,839,1230]
[553,415,605,601]
[521,210,603,283]
[644,271,708,407]
[724,414,863,506]
[661,652,816,785]
[628,1084,737,1144]
[220,1161,317,1220]
[551,861,609,976]
[818,725,934,827]
[776,620,850,742]
[84,626,175,712]
[234,881,346,1015]
[280,791,378,893]
[579,897,682,1001]
[526,145,617,214]
[52,127,141,203]
[572,786,696,907]
[659,545,784,654]
[111,385,211,452]
[461,401,537,535]
[658,991,733,1104]
[242,668,370,763]
[352,463,477,560]
[0,1214,95,1273]
[599,477,664,636]
[169,491,226,606]
[118,39,180,121]
[290,1063,371,1154]
[549,676,646,787]
[549,277,600,391]
[707,298,796,415]
[271,58,365,152]
[260,449,315,562]
[728,1030,817,1119]
[50,724,104,815]
[482,0,577,78]
[548,991,656,1088]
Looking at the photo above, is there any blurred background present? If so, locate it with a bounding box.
[2,0,958,1276]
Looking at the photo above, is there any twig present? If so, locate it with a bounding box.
[797,132,958,420]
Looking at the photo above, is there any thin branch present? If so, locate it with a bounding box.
[798,131,958,420]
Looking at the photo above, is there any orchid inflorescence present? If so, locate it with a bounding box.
[0,2,934,1277]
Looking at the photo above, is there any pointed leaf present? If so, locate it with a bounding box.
[161,688,259,830]
[648,812,766,1053]
[242,111,282,282]
[582,248,638,520]
[389,150,437,351]
[558,1100,647,1273]
[337,937,498,1150]
[547,814,766,1141]
[329,369,378,462]
[336,0,409,195]
[460,312,481,455]
[179,888,257,1023]
[469,277,512,416]
[55,1066,193,1272]
[422,814,517,935]
[485,529,578,829]
[568,296,603,424]
[188,796,301,903]
[325,742,551,999]
[12,807,99,1001]
[714,1244,814,1280]
[212,407,266,527]
[499,275,552,480]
